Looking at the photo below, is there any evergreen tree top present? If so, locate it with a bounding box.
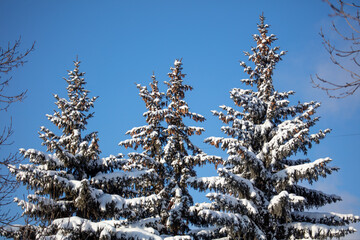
[53,59,98,134]
[240,14,286,100]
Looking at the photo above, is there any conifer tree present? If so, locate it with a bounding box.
[189,15,360,240]
[2,60,162,240]
[120,60,218,238]
[120,74,166,196]
[161,60,209,236]
[119,74,167,233]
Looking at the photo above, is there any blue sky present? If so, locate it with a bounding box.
[1,0,360,238]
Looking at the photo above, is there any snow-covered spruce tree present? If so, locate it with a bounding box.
[120,74,166,193]
[120,60,219,238]
[119,74,167,230]
[189,15,360,240]
[161,60,215,237]
[2,60,162,240]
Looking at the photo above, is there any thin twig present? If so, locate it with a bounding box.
[313,0,360,98]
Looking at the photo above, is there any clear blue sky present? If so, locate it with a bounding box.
[1,0,360,239]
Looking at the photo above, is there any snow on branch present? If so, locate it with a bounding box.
[187,176,226,193]
[273,158,338,189]
[188,227,221,240]
[211,110,236,124]
[268,128,311,165]
[125,194,161,209]
[96,189,160,217]
[205,137,238,151]
[14,195,72,220]
[282,159,311,166]
[95,154,126,168]
[195,209,266,240]
[275,101,319,122]
[183,153,222,167]
[230,88,267,120]
[291,211,360,226]
[285,222,357,239]
[268,191,306,221]
[206,192,258,216]
[217,168,258,200]
[218,105,245,117]
[19,148,64,169]
[44,216,162,240]
[12,163,73,196]
[287,185,341,208]
[163,235,191,240]
[226,144,267,178]
[92,169,158,186]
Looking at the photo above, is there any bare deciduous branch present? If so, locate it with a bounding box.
[312,0,360,98]
[0,37,35,110]
[0,37,34,228]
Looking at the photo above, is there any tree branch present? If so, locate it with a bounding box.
[312,0,360,98]
[0,37,34,227]
[0,37,34,110]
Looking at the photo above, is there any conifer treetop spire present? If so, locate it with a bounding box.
[240,14,286,100]
[164,59,205,156]
[65,60,88,100]
[61,59,97,131]
[258,13,268,35]
[142,74,164,124]
[44,60,99,159]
